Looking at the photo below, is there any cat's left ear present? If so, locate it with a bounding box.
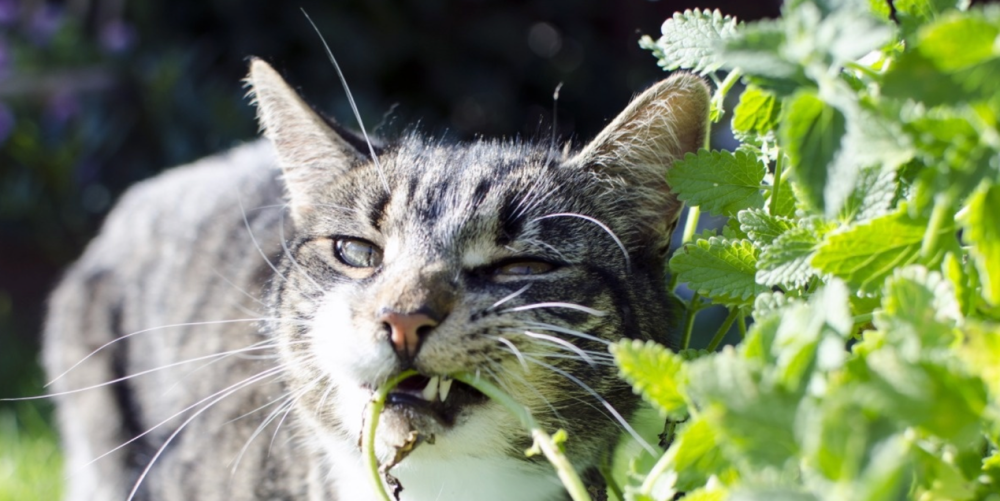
[246,58,367,213]
[569,73,710,232]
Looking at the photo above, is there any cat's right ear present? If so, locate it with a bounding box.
[246,58,364,213]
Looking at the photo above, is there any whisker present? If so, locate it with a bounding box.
[517,330,596,367]
[491,336,529,372]
[520,321,611,346]
[488,284,532,312]
[533,212,630,271]
[126,366,287,501]
[11,340,303,401]
[301,9,389,194]
[45,318,289,388]
[522,355,655,455]
[500,302,607,317]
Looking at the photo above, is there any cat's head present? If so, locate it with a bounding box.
[248,58,707,485]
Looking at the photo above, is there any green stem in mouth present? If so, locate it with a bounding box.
[452,372,593,501]
[363,370,593,501]
[364,369,419,501]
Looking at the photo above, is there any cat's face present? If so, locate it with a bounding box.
[248,59,708,481]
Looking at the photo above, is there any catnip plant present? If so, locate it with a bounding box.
[611,0,1000,499]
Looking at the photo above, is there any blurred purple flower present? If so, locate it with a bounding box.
[0,102,14,146]
[46,91,79,125]
[0,0,16,26]
[100,20,136,53]
[28,4,63,45]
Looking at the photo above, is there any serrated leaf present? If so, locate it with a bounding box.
[757,225,823,289]
[811,209,949,294]
[612,339,688,419]
[779,91,847,215]
[643,9,739,75]
[733,86,782,137]
[960,182,1000,305]
[738,208,796,245]
[839,166,898,223]
[877,266,962,353]
[667,150,767,217]
[669,237,769,305]
[686,350,800,468]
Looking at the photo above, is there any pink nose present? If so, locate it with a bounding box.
[380,311,439,361]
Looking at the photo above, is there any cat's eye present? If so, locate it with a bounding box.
[334,238,383,268]
[494,260,554,276]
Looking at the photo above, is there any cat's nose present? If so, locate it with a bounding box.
[380,311,439,361]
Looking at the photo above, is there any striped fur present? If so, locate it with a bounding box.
[44,59,708,501]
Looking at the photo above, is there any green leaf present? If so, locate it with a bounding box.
[720,20,804,87]
[779,91,847,215]
[733,86,782,137]
[669,237,769,305]
[892,0,971,23]
[811,209,947,294]
[877,266,962,353]
[669,417,730,492]
[738,208,796,245]
[959,320,1000,399]
[756,224,823,289]
[839,166,898,223]
[686,350,800,468]
[960,182,1000,305]
[612,339,688,419]
[642,9,739,75]
[919,13,999,71]
[667,150,767,217]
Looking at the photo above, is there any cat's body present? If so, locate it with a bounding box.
[43,59,709,501]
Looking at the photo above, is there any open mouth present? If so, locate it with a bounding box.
[385,375,488,426]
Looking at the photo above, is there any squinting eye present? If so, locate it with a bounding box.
[494,260,554,276]
[334,238,383,268]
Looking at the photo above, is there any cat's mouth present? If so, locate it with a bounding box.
[384,374,488,426]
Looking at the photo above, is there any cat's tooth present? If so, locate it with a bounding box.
[422,376,440,401]
[439,377,453,402]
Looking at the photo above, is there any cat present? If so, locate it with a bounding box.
[42,57,709,501]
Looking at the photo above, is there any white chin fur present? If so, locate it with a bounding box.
[309,291,562,500]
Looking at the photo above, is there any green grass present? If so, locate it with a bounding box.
[0,404,63,501]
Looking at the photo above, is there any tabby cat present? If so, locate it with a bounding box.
[43,58,708,501]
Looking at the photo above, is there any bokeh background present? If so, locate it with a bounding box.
[0,0,779,497]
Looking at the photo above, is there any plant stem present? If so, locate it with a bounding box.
[920,196,951,259]
[737,310,748,339]
[364,369,420,501]
[452,372,593,501]
[770,151,785,216]
[706,307,740,351]
[681,206,701,245]
[680,292,702,350]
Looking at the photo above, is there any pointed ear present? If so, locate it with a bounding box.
[570,73,710,229]
[246,58,364,212]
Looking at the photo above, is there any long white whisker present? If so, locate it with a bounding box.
[45,318,285,388]
[126,366,286,501]
[501,302,607,317]
[520,321,611,346]
[301,9,389,194]
[12,340,302,401]
[492,336,529,372]
[519,330,596,367]
[488,284,532,311]
[523,355,655,455]
[534,212,630,271]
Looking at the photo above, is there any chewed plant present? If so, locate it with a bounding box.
[611,0,1000,500]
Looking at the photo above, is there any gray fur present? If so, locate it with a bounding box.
[44,59,709,501]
